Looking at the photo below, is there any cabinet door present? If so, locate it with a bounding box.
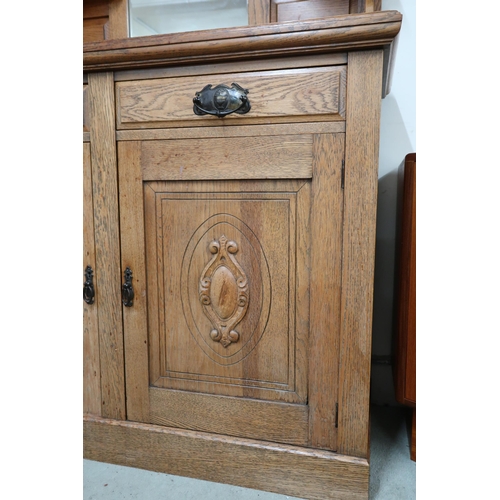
[118,132,344,450]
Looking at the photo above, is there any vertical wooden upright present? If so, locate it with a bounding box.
[88,72,126,420]
[349,0,381,13]
[108,0,129,39]
[83,142,101,416]
[338,49,383,458]
[308,133,344,451]
[117,141,150,423]
[248,0,270,25]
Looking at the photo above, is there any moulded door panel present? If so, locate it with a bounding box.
[118,132,344,450]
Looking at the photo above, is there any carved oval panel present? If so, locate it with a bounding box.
[180,214,271,365]
[199,235,249,348]
[210,265,239,320]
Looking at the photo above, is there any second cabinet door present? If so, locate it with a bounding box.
[118,132,344,450]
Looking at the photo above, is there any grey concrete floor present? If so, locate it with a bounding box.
[84,404,415,500]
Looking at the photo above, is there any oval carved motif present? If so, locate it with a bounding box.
[210,266,238,320]
[180,214,271,366]
[199,235,249,348]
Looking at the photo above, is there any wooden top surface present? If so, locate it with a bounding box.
[83,11,402,73]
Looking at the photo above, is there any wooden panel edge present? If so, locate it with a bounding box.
[83,143,101,415]
[393,152,416,406]
[84,416,369,500]
[140,135,313,181]
[350,0,381,13]
[84,11,400,51]
[116,122,345,141]
[113,53,348,82]
[248,0,270,25]
[88,72,126,420]
[275,0,350,23]
[337,50,383,458]
[117,115,345,131]
[149,387,309,446]
[308,133,344,451]
[108,0,129,39]
[83,85,89,132]
[84,12,402,72]
[117,141,150,422]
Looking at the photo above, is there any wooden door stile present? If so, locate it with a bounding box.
[117,140,150,423]
[308,133,345,451]
[83,142,101,416]
[88,72,126,420]
[338,49,383,458]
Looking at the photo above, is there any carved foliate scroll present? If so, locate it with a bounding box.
[199,235,249,347]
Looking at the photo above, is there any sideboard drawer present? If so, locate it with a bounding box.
[116,66,346,129]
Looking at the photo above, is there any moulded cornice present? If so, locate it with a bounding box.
[83,11,402,95]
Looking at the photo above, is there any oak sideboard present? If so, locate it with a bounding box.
[83,10,402,500]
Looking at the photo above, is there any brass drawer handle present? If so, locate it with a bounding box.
[193,83,251,118]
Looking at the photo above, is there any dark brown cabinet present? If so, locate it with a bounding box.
[393,152,416,461]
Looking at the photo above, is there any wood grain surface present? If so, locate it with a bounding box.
[88,72,126,420]
[116,121,345,141]
[350,0,381,13]
[113,52,348,82]
[83,10,401,496]
[272,0,350,23]
[139,135,313,180]
[248,0,271,25]
[84,416,370,500]
[83,0,128,42]
[149,388,309,446]
[117,141,150,422]
[116,66,346,129]
[83,12,402,73]
[83,0,108,44]
[117,131,312,445]
[83,142,101,416]
[138,180,309,406]
[308,133,344,451]
[337,50,383,459]
[107,0,128,39]
[83,85,89,132]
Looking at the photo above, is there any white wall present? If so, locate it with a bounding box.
[371,0,416,405]
[380,0,416,176]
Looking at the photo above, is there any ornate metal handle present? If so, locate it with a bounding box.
[193,83,251,118]
[122,267,134,307]
[83,265,95,305]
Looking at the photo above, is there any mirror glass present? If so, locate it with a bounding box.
[129,0,249,37]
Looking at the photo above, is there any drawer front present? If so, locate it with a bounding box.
[116,66,346,129]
